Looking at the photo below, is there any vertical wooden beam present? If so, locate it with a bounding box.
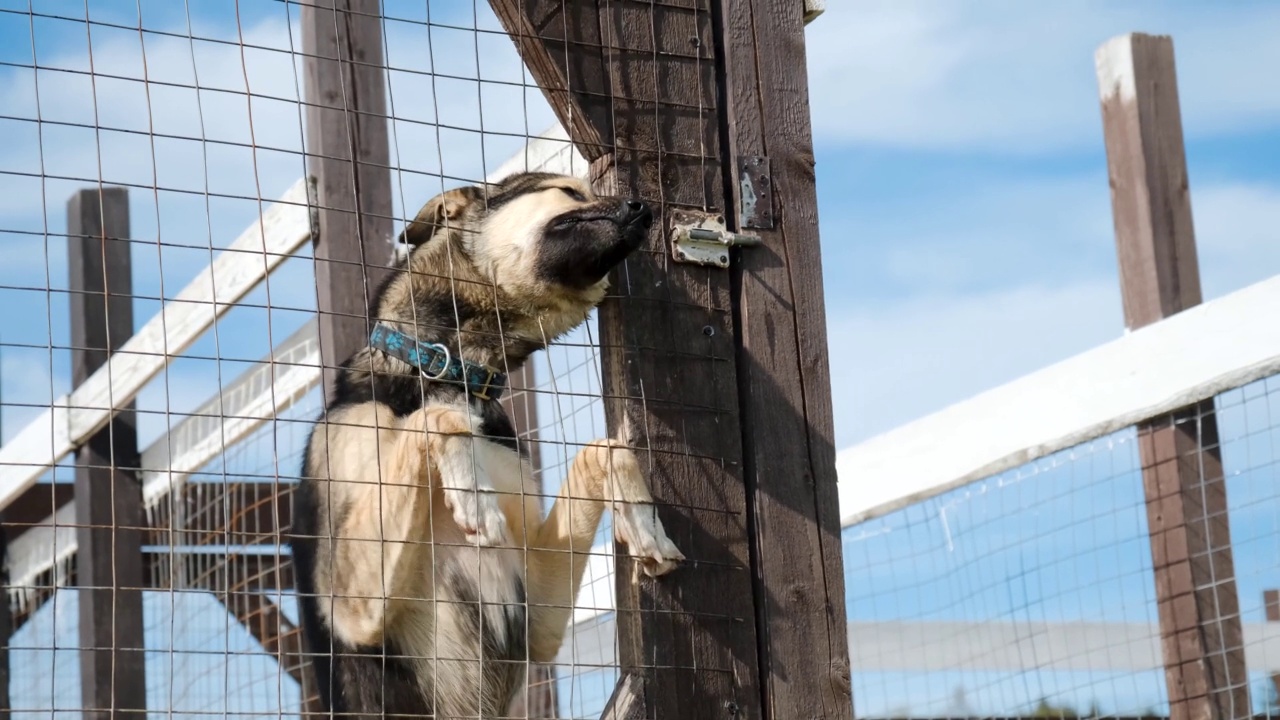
[1096,33,1249,720]
[717,0,853,717]
[590,3,763,718]
[302,0,394,398]
[1267,590,1280,704]
[301,7,391,709]
[67,186,147,720]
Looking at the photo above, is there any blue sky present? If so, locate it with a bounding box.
[2,1,1280,718]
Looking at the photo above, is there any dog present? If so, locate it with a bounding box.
[290,171,686,719]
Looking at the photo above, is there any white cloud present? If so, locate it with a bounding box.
[827,279,1124,448]
[806,1,1280,153]
[827,175,1280,450]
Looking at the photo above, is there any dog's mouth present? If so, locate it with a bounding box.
[551,199,653,236]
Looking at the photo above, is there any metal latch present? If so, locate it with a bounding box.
[669,211,762,268]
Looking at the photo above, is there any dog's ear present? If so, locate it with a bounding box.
[399,186,481,247]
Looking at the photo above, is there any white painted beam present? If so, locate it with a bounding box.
[836,271,1280,527]
[557,618,1280,674]
[139,318,320,504]
[803,0,825,24]
[0,178,315,513]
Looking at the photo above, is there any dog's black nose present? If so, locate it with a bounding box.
[620,198,653,228]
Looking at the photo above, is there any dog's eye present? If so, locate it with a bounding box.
[559,187,588,203]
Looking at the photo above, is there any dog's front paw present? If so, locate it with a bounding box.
[613,502,685,579]
[443,488,509,546]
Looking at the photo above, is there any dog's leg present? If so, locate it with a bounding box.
[525,439,684,661]
[324,405,500,646]
[429,409,512,548]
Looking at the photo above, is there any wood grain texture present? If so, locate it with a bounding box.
[1268,590,1280,702]
[488,0,613,161]
[591,2,763,718]
[302,0,394,400]
[717,0,852,716]
[1097,32,1249,720]
[496,0,757,712]
[67,186,148,720]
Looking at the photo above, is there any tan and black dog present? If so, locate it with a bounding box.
[290,172,685,719]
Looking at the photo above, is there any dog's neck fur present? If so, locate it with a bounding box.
[357,229,602,380]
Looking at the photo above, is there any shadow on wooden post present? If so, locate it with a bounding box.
[1096,32,1250,720]
[67,186,148,720]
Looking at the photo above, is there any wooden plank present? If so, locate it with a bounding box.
[0,178,313,512]
[487,1,613,161]
[139,317,319,503]
[1096,32,1249,720]
[0,481,72,528]
[835,269,1280,527]
[718,0,852,716]
[144,482,296,548]
[302,0,395,400]
[209,591,307,684]
[0,525,9,714]
[1267,590,1279,704]
[67,186,148,720]
[589,2,763,718]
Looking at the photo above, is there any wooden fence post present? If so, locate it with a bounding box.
[491,1,765,717]
[300,1,393,711]
[302,0,395,399]
[718,0,853,716]
[67,186,148,720]
[1267,590,1280,707]
[1096,32,1250,720]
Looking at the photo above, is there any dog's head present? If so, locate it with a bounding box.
[399,172,653,298]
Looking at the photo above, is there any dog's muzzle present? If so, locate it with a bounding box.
[617,199,653,230]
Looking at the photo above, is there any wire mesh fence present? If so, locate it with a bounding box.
[9,3,1275,720]
[841,373,1280,720]
[1,0,789,717]
[0,1,627,718]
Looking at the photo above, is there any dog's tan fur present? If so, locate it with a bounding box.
[291,173,683,719]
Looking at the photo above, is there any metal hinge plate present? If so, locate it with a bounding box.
[669,210,762,268]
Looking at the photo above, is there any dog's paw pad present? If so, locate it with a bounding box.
[613,502,684,579]
[444,489,508,547]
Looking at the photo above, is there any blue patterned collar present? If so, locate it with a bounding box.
[368,322,508,402]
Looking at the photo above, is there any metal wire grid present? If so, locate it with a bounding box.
[0,1,668,718]
[841,373,1280,719]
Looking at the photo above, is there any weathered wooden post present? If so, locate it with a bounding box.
[1096,32,1250,720]
[299,0,393,711]
[302,0,395,400]
[489,1,850,717]
[68,185,148,720]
